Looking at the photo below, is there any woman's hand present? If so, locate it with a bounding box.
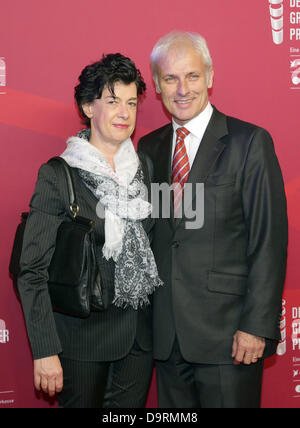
[34,355,63,397]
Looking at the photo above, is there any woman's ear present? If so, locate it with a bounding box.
[82,103,94,119]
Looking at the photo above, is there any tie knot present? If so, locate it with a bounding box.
[176,127,190,141]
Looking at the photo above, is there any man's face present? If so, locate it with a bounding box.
[156,44,213,126]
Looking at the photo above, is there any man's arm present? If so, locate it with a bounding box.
[233,128,288,364]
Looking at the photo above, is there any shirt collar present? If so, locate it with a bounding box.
[172,102,213,139]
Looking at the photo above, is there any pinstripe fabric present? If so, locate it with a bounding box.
[58,358,110,408]
[57,341,153,408]
[18,153,154,362]
[103,341,153,408]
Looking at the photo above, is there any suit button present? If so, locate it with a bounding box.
[172,241,179,248]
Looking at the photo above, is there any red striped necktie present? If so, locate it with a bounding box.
[172,127,190,218]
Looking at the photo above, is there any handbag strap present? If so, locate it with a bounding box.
[47,156,80,218]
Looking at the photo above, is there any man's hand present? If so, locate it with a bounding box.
[232,330,266,365]
[34,355,63,397]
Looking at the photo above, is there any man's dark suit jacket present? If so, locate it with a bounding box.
[138,106,288,365]
[18,153,154,361]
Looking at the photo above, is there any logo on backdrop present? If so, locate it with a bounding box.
[0,58,6,94]
[268,1,300,88]
[292,309,300,350]
[290,0,300,88]
[0,391,15,407]
[269,0,284,45]
[291,58,300,85]
[291,306,300,398]
[277,299,287,355]
[0,319,9,344]
[0,321,14,407]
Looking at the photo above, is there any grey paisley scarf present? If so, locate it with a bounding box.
[61,129,163,309]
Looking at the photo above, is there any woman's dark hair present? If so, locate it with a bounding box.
[75,53,146,126]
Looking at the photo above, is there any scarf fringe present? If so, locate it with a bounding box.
[112,296,150,311]
[102,244,122,262]
[113,276,164,310]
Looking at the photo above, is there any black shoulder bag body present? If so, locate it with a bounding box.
[9,156,105,318]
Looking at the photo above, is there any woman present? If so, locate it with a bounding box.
[18,53,162,408]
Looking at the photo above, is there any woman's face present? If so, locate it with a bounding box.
[84,81,138,146]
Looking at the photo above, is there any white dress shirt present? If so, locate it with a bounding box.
[171,102,214,168]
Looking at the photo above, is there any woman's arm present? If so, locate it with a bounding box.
[18,163,66,395]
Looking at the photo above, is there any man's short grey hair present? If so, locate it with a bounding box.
[150,31,213,92]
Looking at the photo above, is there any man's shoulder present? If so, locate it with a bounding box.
[221,110,270,139]
[217,111,275,160]
[138,123,172,146]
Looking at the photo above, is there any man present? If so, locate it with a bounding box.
[138,31,288,408]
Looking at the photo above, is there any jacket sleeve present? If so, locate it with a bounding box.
[239,128,288,340]
[18,163,65,359]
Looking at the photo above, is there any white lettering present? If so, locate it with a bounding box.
[293,339,300,350]
[292,322,300,336]
[290,28,300,40]
[146,413,155,423]
[292,307,300,319]
[102,413,136,425]
[291,12,300,24]
[290,0,300,8]
[0,330,9,343]
[146,413,198,423]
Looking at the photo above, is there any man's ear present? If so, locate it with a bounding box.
[155,79,162,94]
[153,71,162,94]
[82,103,94,119]
[207,68,214,89]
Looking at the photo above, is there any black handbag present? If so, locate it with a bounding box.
[9,156,105,318]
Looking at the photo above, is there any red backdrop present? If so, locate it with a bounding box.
[0,0,299,408]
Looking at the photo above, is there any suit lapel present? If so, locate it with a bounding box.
[156,125,173,185]
[188,107,228,183]
[175,107,229,228]
[155,125,176,227]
